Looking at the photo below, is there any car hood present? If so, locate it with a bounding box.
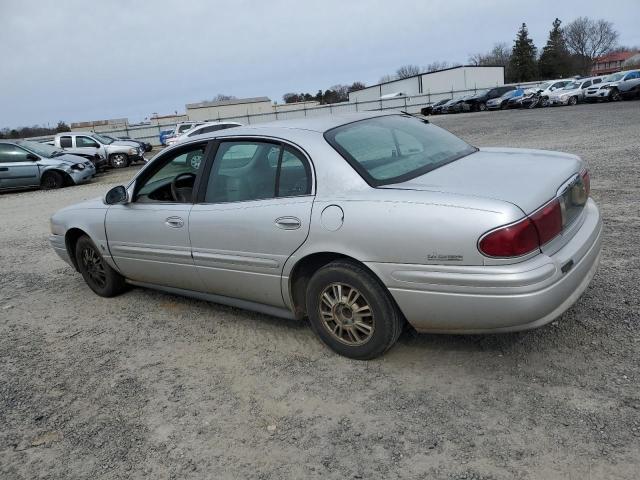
[111,140,139,148]
[551,88,580,97]
[381,147,583,214]
[41,153,91,166]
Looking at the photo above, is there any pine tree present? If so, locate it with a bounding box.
[538,18,572,79]
[509,23,538,82]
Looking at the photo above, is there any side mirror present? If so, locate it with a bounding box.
[104,185,128,205]
[26,153,39,161]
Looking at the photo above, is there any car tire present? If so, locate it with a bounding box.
[75,235,127,297]
[478,102,487,112]
[568,96,578,106]
[110,153,130,168]
[40,170,65,189]
[608,89,621,102]
[306,260,404,360]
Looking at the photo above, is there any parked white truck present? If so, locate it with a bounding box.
[54,132,147,168]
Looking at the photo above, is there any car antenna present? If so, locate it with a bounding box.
[400,110,429,123]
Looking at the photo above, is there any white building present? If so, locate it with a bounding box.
[186,96,273,122]
[348,65,505,103]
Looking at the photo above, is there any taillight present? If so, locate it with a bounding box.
[581,169,590,197]
[479,198,564,258]
[479,218,539,257]
[530,198,563,245]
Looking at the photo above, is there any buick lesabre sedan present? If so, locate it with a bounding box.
[49,112,602,359]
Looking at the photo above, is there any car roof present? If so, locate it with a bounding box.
[216,111,396,134]
[172,112,406,144]
[55,131,96,136]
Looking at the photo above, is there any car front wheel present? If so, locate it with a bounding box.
[609,89,621,102]
[40,170,65,189]
[306,260,404,359]
[478,102,486,112]
[75,235,127,297]
[568,96,578,106]
[110,153,130,168]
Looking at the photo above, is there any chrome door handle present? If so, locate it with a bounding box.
[165,216,184,228]
[275,216,301,230]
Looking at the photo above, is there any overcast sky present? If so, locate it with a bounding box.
[2,0,639,128]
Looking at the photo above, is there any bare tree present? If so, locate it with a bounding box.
[469,42,513,81]
[565,17,618,74]
[205,94,237,102]
[330,84,350,102]
[379,74,397,83]
[424,61,451,72]
[396,64,423,78]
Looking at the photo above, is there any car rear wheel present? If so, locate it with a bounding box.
[306,260,404,359]
[478,102,486,112]
[110,153,130,168]
[75,235,127,297]
[41,171,65,189]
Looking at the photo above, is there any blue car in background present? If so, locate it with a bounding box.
[487,89,524,110]
[159,130,173,146]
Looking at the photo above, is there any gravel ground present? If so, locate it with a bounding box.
[1,101,638,479]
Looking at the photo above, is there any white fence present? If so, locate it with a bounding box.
[25,81,544,146]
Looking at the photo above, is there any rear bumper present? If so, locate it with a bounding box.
[366,199,603,333]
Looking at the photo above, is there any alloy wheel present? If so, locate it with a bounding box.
[319,283,374,346]
[81,246,107,289]
[189,153,203,169]
[111,154,127,168]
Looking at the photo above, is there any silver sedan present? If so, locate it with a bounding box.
[49,112,602,359]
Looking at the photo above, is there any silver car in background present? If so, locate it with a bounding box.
[0,140,95,190]
[548,77,604,106]
[49,113,602,359]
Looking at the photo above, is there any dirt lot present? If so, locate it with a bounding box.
[1,101,639,479]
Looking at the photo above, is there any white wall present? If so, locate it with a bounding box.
[349,66,504,103]
[187,100,273,121]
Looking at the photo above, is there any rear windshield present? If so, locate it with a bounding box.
[325,115,476,186]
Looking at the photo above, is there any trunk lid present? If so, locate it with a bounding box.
[381,147,584,214]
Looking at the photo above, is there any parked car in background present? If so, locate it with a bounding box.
[49,112,601,359]
[531,79,573,106]
[584,70,640,102]
[464,86,516,111]
[117,136,153,152]
[487,88,524,110]
[0,140,95,190]
[447,94,476,113]
[54,132,146,169]
[174,122,241,143]
[99,134,149,156]
[548,77,604,106]
[41,139,106,170]
[431,98,454,115]
[440,96,467,114]
[165,122,205,146]
[421,98,450,116]
[159,130,173,146]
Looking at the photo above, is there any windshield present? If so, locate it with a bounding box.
[605,72,624,82]
[563,82,580,90]
[325,115,476,186]
[15,140,62,158]
[538,82,552,90]
[92,134,113,144]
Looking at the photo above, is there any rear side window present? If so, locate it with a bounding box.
[76,136,99,148]
[60,136,72,148]
[203,141,311,203]
[325,115,476,186]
